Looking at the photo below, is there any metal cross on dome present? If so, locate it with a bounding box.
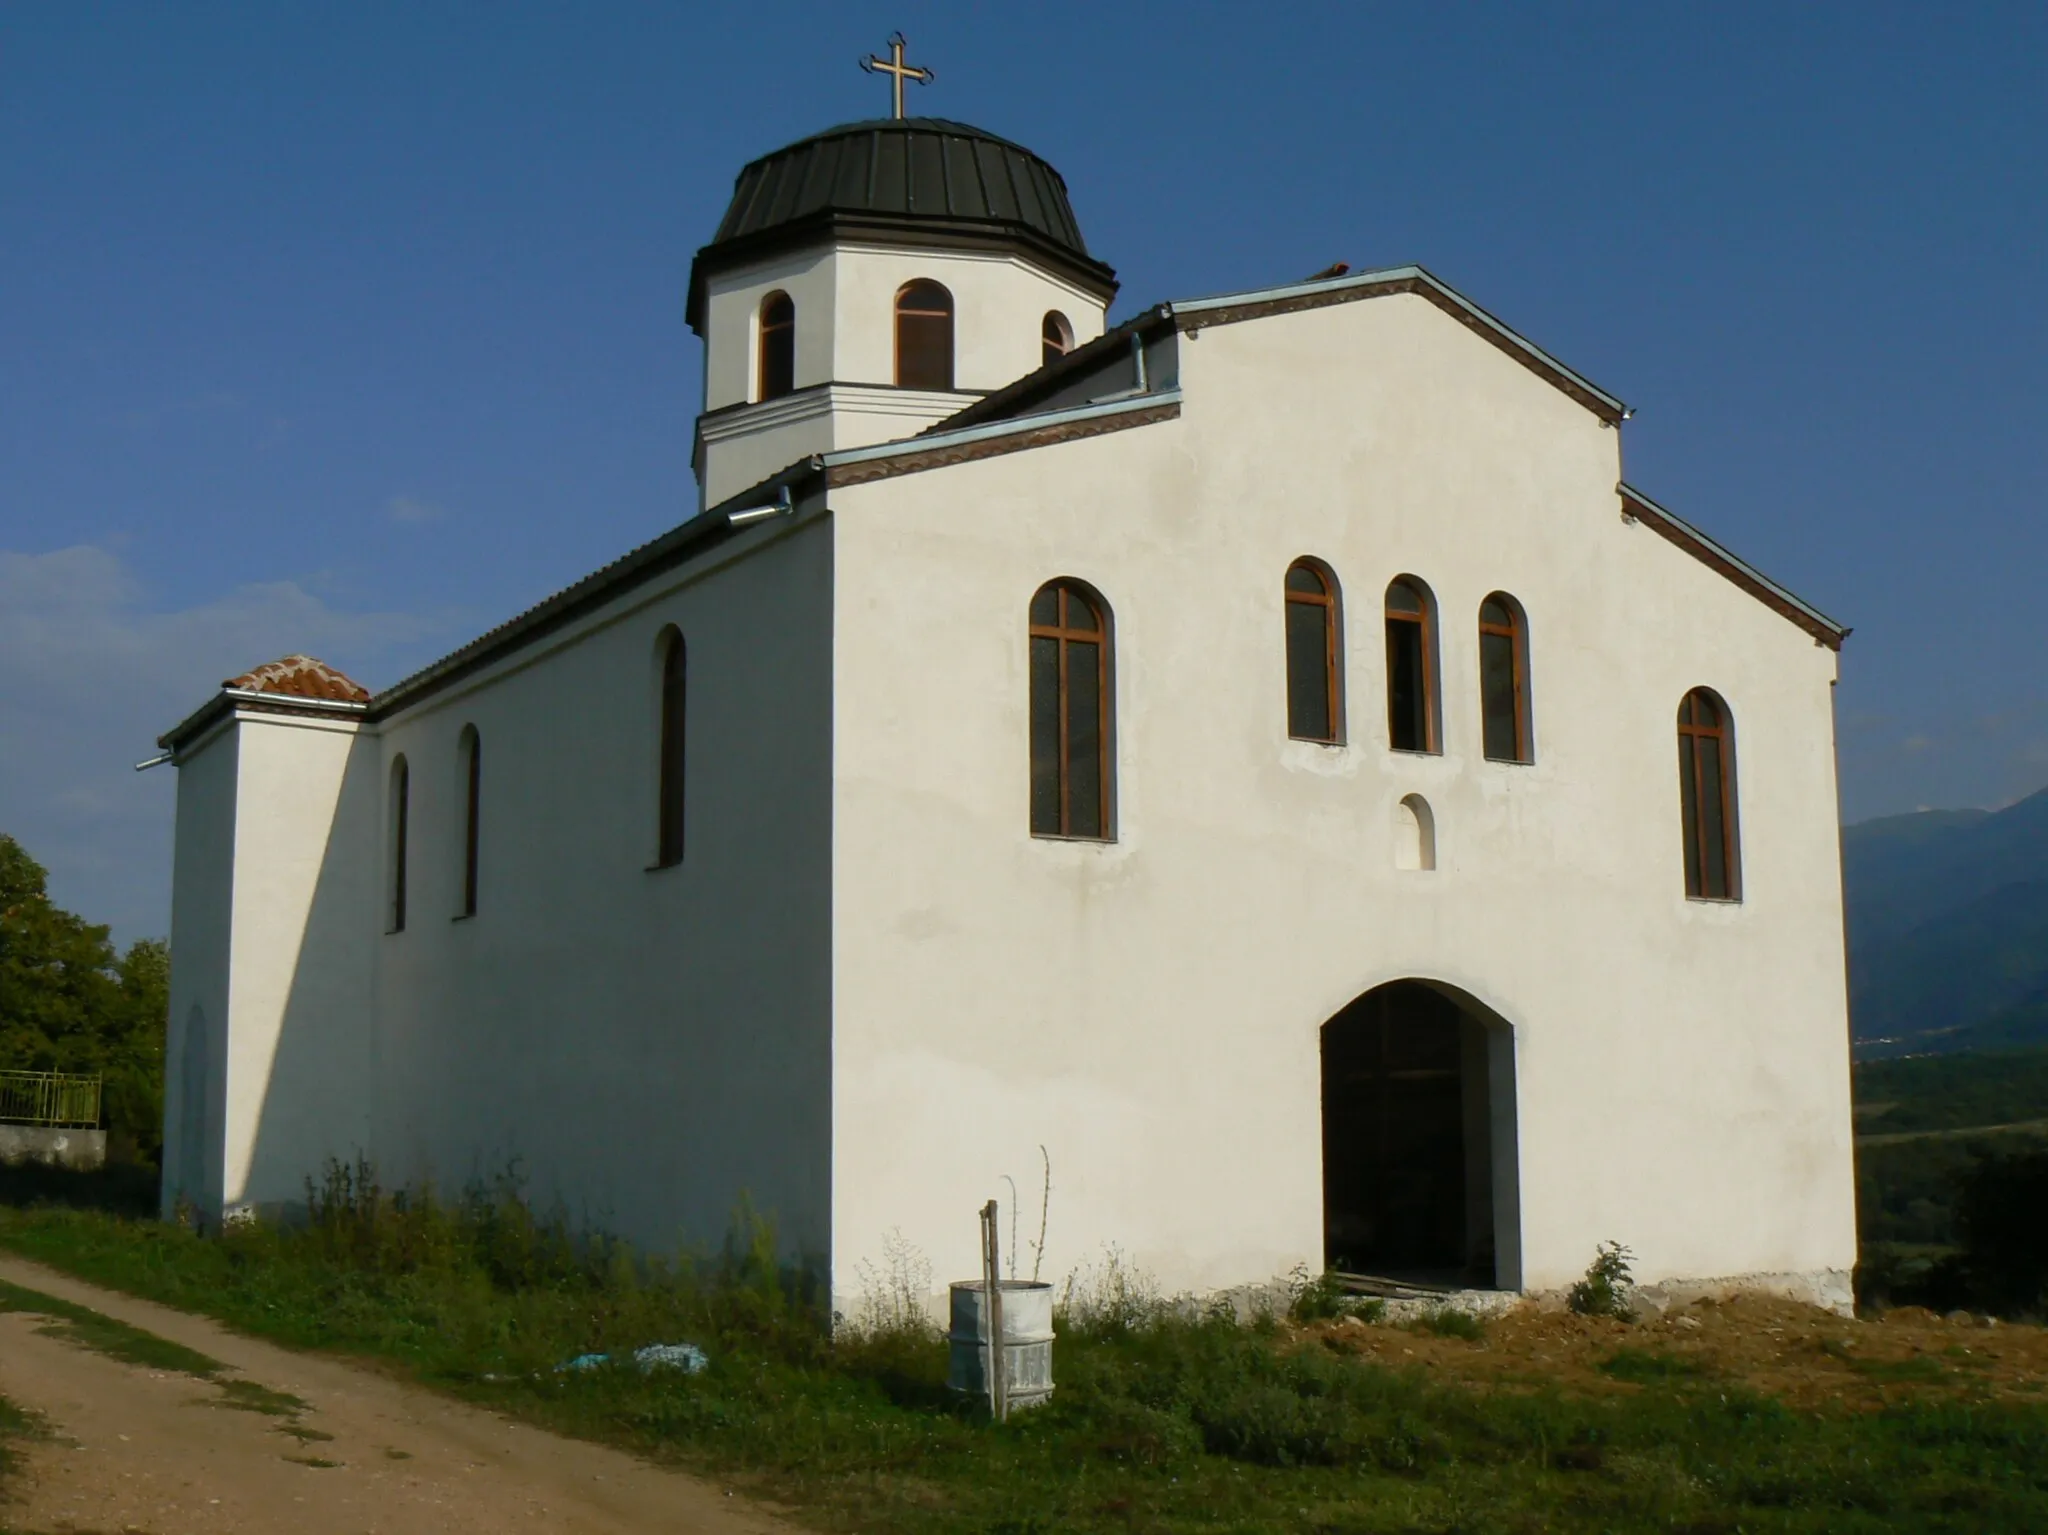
[860,33,934,120]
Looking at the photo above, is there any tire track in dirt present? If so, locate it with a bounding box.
[0,1254,797,1534]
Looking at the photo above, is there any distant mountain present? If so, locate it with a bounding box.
[1844,786,2048,1058]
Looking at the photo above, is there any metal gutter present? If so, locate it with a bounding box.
[1167,264,1628,420]
[157,688,368,754]
[1619,482,1850,643]
[219,687,368,715]
[923,306,1173,435]
[820,388,1182,471]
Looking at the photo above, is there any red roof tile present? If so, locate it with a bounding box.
[224,655,370,703]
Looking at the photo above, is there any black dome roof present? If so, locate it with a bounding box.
[687,118,1116,332]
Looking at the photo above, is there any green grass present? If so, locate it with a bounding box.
[0,1276,223,1377]
[1410,1307,1487,1342]
[210,1378,309,1416]
[4,1179,2048,1533]
[1847,1355,1953,1384]
[0,1391,47,1535]
[1598,1347,1713,1384]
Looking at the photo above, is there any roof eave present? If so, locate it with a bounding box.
[367,466,826,719]
[1165,264,1629,425]
[1618,483,1850,650]
[686,212,1119,334]
[823,388,1181,476]
[924,306,1175,435]
[158,688,369,754]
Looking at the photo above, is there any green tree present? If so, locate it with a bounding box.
[105,938,169,1165]
[1,834,167,1163]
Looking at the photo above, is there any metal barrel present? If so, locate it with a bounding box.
[946,1280,1055,1410]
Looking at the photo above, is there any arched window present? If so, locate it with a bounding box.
[1284,559,1341,743]
[1678,689,1740,901]
[457,726,481,917]
[757,290,795,401]
[656,629,687,867]
[387,755,410,933]
[1478,594,1531,763]
[1384,577,1439,753]
[1029,580,1112,840]
[895,279,954,390]
[1041,310,1073,368]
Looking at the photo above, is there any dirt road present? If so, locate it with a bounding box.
[0,1255,798,1535]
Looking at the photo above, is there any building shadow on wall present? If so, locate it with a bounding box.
[237,729,382,1217]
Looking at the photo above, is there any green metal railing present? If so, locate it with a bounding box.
[0,1071,103,1128]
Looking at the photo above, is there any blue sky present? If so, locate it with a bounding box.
[3,3,2044,944]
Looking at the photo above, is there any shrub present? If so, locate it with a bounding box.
[1955,1149,2048,1316]
[1568,1241,1636,1320]
[1284,1266,1390,1326]
[847,1227,936,1342]
[1058,1245,1161,1336]
[1413,1306,1486,1342]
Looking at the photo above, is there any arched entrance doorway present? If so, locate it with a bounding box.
[1321,980,1519,1288]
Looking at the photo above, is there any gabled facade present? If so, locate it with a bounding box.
[159,117,1855,1314]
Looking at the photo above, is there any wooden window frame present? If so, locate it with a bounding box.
[1677,688,1742,902]
[1383,577,1440,755]
[1029,580,1114,841]
[388,755,410,934]
[757,290,795,402]
[457,726,481,918]
[656,630,687,868]
[1285,558,1343,744]
[1041,309,1073,368]
[1478,593,1532,764]
[894,279,955,390]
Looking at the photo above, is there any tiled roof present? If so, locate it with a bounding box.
[225,655,371,703]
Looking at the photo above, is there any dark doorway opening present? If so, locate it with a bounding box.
[1321,980,1509,1287]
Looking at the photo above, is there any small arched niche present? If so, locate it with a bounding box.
[1394,793,1436,872]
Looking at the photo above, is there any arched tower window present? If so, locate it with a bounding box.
[387,755,410,933]
[1029,580,1112,840]
[1678,688,1740,901]
[1478,594,1532,763]
[656,629,687,868]
[1284,559,1342,743]
[895,279,954,390]
[457,726,481,917]
[757,291,795,401]
[1042,310,1074,368]
[1384,577,1439,753]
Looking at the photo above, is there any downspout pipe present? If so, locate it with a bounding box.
[1088,327,1155,405]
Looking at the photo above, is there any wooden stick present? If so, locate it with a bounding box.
[982,1199,1007,1421]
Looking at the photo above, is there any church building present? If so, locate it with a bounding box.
[156,85,1858,1311]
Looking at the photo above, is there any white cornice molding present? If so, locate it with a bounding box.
[696,383,979,446]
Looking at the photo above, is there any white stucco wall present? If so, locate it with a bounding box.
[161,725,237,1217]
[826,290,1854,1306]
[698,384,975,510]
[701,248,838,413]
[359,516,836,1261]
[696,242,1108,507]
[162,710,379,1219]
[226,713,379,1211]
[827,246,1106,392]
